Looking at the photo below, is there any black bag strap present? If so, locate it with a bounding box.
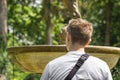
[65,53,89,80]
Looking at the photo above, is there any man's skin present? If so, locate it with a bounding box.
[63,0,81,18]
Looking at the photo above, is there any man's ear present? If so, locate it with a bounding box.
[66,32,71,42]
[86,39,91,45]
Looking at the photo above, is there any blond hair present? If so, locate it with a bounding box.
[67,18,93,45]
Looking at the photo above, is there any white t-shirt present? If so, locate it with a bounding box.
[40,51,113,80]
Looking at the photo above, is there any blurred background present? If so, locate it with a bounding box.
[0,0,120,80]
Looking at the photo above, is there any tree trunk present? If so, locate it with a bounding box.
[105,0,111,46]
[0,0,7,74]
[0,0,7,43]
[43,0,52,45]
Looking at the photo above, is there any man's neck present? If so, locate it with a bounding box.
[69,43,85,52]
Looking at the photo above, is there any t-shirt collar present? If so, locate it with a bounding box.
[66,51,85,56]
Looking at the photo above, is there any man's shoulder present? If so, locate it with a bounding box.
[85,55,109,70]
[48,54,68,66]
[88,55,107,64]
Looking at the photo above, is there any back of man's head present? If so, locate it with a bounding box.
[67,18,93,45]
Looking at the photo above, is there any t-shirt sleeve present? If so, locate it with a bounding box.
[104,62,113,80]
[40,63,50,80]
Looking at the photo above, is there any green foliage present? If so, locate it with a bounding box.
[8,5,44,46]
[0,35,7,74]
[112,59,120,80]
[0,35,6,52]
[7,0,67,46]
[23,73,40,80]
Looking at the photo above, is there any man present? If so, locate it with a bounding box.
[40,18,113,80]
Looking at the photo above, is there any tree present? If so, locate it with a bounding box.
[0,0,7,74]
[42,0,52,45]
[0,0,7,47]
[104,0,112,46]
